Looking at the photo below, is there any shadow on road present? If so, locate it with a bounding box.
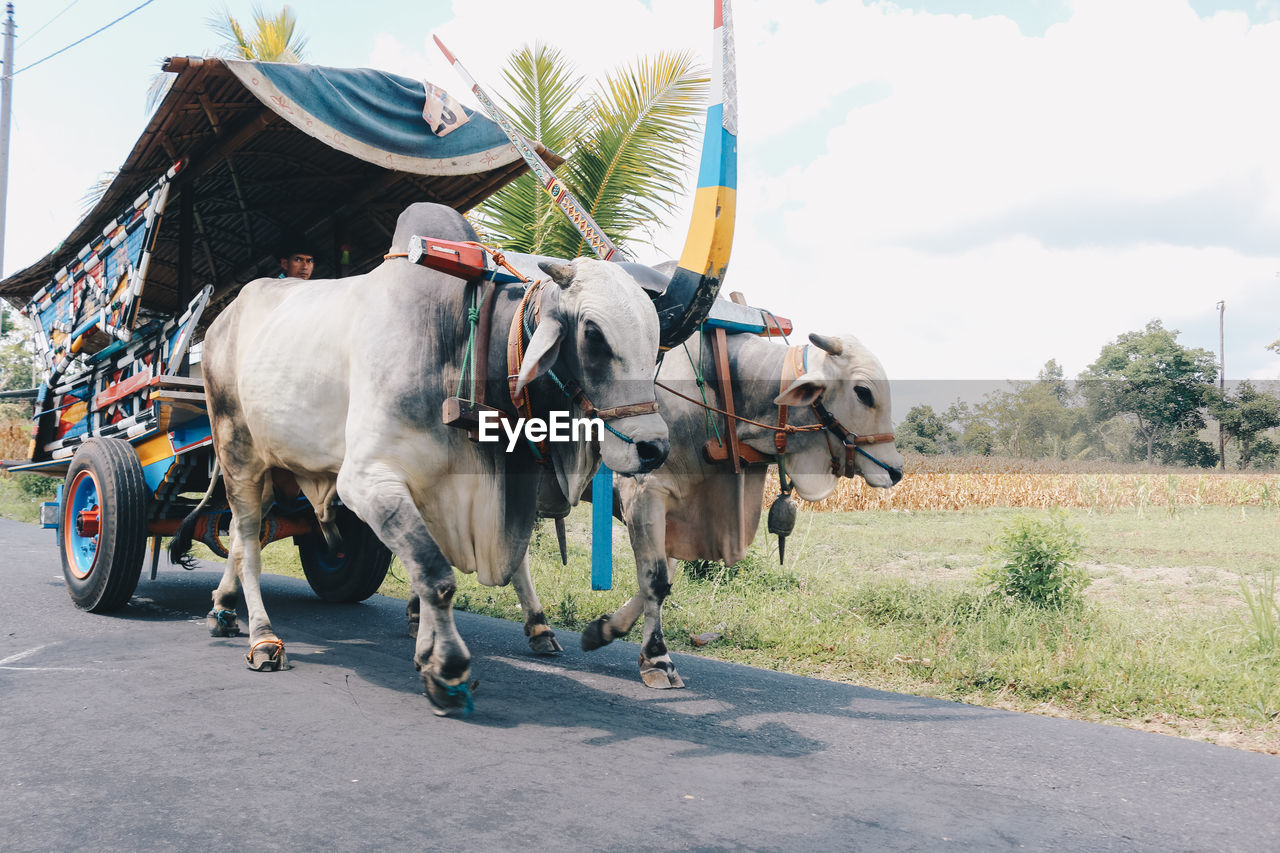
[100,567,996,762]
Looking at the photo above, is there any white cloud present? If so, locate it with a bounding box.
[657,0,1280,382]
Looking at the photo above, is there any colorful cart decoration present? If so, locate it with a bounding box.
[0,1,765,613]
[0,56,558,612]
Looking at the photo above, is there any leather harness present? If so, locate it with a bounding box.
[505,280,659,459]
[672,336,896,479]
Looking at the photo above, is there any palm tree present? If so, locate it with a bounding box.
[145,4,308,113]
[208,4,309,63]
[472,44,707,260]
[88,5,310,213]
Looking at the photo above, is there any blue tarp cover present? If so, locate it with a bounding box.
[226,60,520,176]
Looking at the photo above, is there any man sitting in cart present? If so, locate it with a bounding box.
[277,234,316,280]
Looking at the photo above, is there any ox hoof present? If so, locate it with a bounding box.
[207,609,241,638]
[246,638,289,672]
[581,617,614,652]
[422,671,477,717]
[639,655,685,690]
[528,631,563,656]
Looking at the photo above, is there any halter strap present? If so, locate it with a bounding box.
[505,281,659,450]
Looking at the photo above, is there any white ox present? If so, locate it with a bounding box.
[596,330,903,686]
[481,327,905,687]
[174,203,670,714]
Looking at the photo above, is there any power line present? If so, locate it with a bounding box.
[4,0,160,80]
[16,0,86,50]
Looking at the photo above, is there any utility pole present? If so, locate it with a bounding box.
[1217,300,1225,470]
[0,3,14,279]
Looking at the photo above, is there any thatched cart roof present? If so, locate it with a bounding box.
[0,56,555,317]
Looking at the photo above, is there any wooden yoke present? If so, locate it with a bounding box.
[702,292,771,470]
[407,236,506,439]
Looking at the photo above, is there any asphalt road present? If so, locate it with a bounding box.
[2,517,1278,852]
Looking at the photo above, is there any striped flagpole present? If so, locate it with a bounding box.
[653,0,738,350]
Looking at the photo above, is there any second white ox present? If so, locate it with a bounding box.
[593,329,904,687]
[409,324,904,688]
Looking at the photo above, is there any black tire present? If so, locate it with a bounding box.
[296,505,392,603]
[59,437,149,612]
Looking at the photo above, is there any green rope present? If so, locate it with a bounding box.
[682,324,721,443]
[456,284,490,401]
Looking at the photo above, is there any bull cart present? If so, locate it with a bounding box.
[0,57,556,611]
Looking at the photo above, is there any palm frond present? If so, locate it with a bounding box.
[207,4,307,63]
[471,44,588,254]
[80,170,118,216]
[474,46,706,260]
[560,50,706,259]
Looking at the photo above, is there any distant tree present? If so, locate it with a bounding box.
[1079,320,1218,465]
[0,305,35,420]
[1037,358,1070,404]
[897,404,954,455]
[1212,380,1280,469]
[945,399,993,455]
[977,368,1082,459]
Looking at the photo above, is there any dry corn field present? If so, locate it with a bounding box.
[6,416,1279,514]
[787,454,1280,512]
[1,418,27,462]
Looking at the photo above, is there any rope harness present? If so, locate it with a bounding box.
[658,343,897,479]
[499,261,659,455]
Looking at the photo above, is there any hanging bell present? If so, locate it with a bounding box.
[767,491,799,564]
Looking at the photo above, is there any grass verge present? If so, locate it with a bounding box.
[4,478,1277,754]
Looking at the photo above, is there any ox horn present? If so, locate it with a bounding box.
[538,259,577,288]
[809,333,844,356]
[652,0,738,350]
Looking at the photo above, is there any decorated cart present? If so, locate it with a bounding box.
[0,56,559,611]
[2,0,781,616]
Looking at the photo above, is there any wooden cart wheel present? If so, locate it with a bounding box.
[60,438,148,612]
[295,505,392,603]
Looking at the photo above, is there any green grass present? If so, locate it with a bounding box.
[5,479,1278,753]
[0,474,52,523]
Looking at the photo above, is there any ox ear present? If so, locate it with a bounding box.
[775,372,827,408]
[514,316,567,397]
[538,260,577,289]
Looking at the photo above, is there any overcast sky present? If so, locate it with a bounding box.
[4,0,1280,384]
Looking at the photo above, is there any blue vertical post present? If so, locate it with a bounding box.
[591,464,613,590]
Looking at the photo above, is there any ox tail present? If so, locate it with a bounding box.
[169,457,225,570]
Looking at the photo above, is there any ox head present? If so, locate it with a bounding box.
[774,333,904,501]
[513,258,670,496]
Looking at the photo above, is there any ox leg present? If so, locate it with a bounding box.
[512,553,562,655]
[223,472,289,672]
[207,477,274,638]
[582,500,665,652]
[636,557,683,689]
[581,593,642,652]
[207,560,242,637]
[340,468,472,716]
[582,500,684,688]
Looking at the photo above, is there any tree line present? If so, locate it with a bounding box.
[898,320,1280,469]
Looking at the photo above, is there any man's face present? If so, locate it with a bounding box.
[281,253,315,280]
